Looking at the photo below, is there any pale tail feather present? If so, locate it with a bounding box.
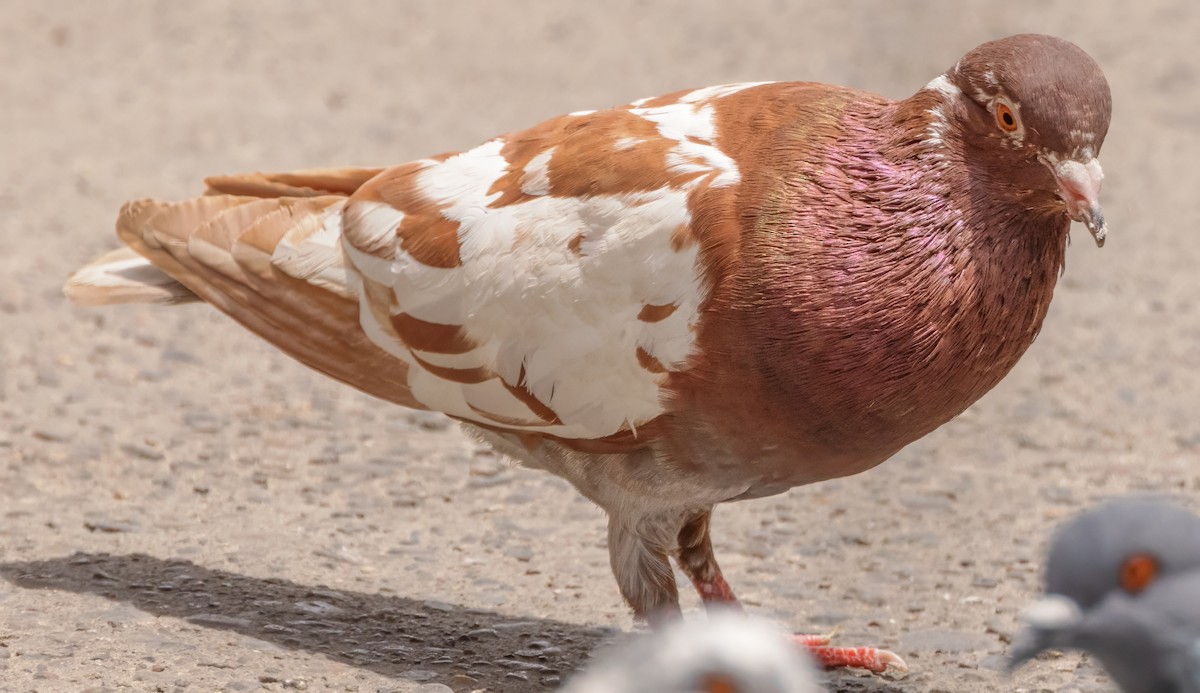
[64,246,198,306]
[68,179,424,411]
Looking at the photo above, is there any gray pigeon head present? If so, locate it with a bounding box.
[562,610,822,693]
[1010,497,1200,693]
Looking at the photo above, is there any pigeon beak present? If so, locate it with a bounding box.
[1007,593,1083,671]
[1051,158,1107,248]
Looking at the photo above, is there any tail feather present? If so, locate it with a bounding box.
[203,167,386,198]
[64,247,198,306]
[67,167,424,410]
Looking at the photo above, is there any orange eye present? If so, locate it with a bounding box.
[995,102,1019,132]
[1119,554,1158,594]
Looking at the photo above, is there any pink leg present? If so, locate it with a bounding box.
[676,511,741,607]
[676,511,908,674]
[690,565,742,606]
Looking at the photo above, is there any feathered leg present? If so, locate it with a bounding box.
[607,518,681,626]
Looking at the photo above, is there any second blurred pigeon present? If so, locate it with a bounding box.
[562,611,823,693]
[1010,498,1200,693]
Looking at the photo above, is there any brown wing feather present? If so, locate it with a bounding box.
[203,167,387,198]
[114,175,425,410]
[72,80,774,454]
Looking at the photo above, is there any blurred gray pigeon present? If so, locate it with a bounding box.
[1010,498,1200,693]
[562,611,823,693]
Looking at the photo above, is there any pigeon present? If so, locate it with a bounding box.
[64,34,1111,672]
[1011,498,1200,693]
[562,610,823,693]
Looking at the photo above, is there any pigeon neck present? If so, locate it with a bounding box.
[675,92,1070,480]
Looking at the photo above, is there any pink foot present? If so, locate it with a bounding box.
[687,565,906,674]
[792,634,908,673]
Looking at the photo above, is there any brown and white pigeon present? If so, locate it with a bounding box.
[1010,498,1200,693]
[64,34,1111,672]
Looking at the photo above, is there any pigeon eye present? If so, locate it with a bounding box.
[995,102,1019,133]
[1119,554,1158,594]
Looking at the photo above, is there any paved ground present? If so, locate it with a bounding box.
[2,2,1198,691]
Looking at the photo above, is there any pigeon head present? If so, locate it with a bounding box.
[1010,499,1200,692]
[1041,498,1200,609]
[927,34,1113,246]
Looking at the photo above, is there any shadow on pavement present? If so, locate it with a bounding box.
[0,552,908,692]
[0,552,611,691]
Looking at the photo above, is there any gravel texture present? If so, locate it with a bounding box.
[2,2,1198,691]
